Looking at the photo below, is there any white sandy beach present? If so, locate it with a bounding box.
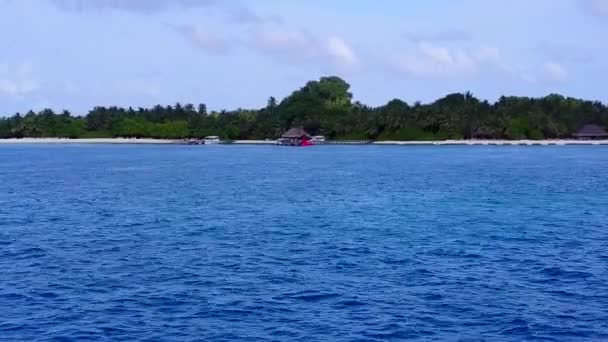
[0,138,177,144]
[235,139,608,146]
[1,138,607,145]
[372,139,608,146]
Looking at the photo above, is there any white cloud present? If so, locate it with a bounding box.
[228,6,282,25]
[541,62,568,83]
[326,36,358,67]
[518,62,568,84]
[249,27,358,69]
[0,62,40,97]
[0,79,39,96]
[51,0,218,13]
[250,27,321,64]
[392,43,505,77]
[140,0,359,71]
[419,43,457,66]
[254,27,317,54]
[170,24,231,54]
[474,47,500,64]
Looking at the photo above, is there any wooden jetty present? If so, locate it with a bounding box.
[323,140,374,145]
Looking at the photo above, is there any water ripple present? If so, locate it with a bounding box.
[1,145,608,340]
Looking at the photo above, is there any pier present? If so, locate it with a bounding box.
[323,140,374,145]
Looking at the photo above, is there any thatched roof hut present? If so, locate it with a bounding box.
[282,127,311,139]
[573,124,608,139]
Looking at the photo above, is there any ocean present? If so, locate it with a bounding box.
[1,145,607,341]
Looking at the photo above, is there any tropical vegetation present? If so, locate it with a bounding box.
[1,76,607,140]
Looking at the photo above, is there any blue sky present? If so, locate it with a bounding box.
[0,0,606,115]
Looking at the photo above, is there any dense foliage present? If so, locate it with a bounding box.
[1,76,607,140]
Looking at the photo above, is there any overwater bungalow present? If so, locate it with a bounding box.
[573,124,608,140]
[277,127,312,146]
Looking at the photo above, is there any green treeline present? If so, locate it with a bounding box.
[1,76,607,140]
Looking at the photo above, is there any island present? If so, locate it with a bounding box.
[1,76,607,142]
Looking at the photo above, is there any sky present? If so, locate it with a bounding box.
[0,0,607,115]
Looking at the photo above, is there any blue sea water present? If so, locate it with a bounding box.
[1,145,608,341]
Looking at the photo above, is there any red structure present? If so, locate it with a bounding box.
[278,127,312,146]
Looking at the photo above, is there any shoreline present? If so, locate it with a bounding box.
[0,138,607,146]
[0,138,177,144]
[371,139,608,146]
